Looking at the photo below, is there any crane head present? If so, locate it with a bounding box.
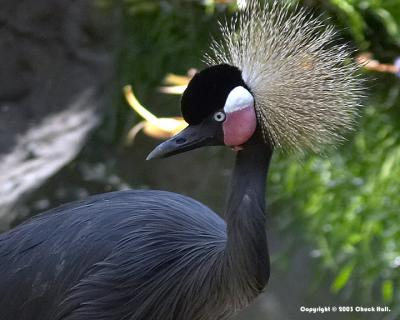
[147,64,259,160]
[147,1,365,160]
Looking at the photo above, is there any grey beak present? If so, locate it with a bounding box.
[146,123,211,160]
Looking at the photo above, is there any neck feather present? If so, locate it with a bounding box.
[222,143,272,300]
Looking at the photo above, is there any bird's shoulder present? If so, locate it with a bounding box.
[0,190,227,320]
[0,190,225,260]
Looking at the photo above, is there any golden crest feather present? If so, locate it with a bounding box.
[205,1,364,154]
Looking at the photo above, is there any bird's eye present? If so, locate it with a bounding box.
[213,111,226,122]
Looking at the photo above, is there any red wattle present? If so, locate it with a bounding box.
[223,106,257,147]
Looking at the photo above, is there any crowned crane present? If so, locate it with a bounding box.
[0,2,363,320]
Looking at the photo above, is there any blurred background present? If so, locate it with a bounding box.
[0,0,399,319]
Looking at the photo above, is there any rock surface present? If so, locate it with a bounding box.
[0,0,115,229]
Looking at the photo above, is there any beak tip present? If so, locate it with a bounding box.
[146,150,158,161]
[146,145,166,160]
[144,124,206,160]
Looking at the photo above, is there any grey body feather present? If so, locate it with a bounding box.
[0,144,271,320]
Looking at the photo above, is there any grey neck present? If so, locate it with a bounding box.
[223,143,272,297]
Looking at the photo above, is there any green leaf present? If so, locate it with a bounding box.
[329,0,368,48]
[331,262,355,293]
[382,280,394,303]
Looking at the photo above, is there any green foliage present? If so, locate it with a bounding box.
[308,0,400,53]
[266,0,400,309]
[269,76,400,307]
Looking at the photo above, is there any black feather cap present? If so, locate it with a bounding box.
[181,64,249,125]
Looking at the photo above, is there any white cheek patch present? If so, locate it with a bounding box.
[223,86,254,113]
